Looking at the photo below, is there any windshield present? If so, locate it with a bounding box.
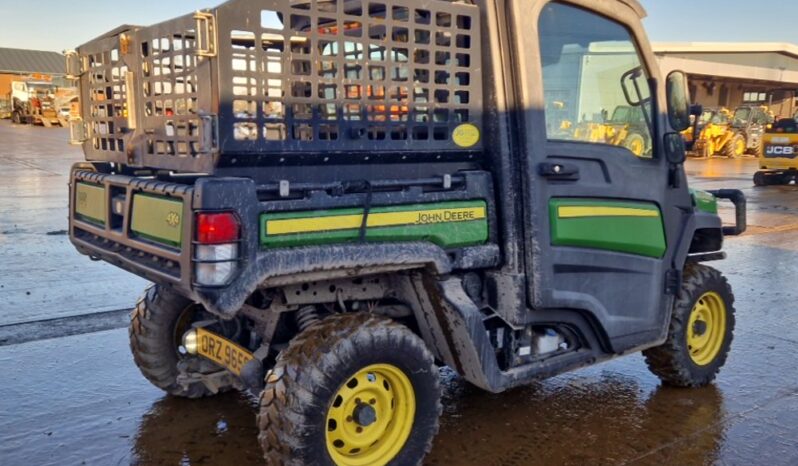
[699,110,714,124]
[732,108,751,127]
[709,112,729,125]
[608,106,644,124]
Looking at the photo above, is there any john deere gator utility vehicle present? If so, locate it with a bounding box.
[66,1,746,464]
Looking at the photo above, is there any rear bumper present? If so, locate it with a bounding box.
[69,168,196,294]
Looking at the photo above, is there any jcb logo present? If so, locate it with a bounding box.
[765,146,795,156]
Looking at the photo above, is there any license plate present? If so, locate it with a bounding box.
[195,327,254,376]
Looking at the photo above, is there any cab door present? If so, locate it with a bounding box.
[513,1,693,351]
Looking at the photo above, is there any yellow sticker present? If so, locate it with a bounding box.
[452,123,481,148]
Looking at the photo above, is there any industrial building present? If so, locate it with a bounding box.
[655,42,798,119]
[0,47,66,99]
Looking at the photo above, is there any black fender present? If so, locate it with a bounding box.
[673,210,723,269]
[196,242,454,316]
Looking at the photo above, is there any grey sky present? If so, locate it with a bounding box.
[0,0,796,52]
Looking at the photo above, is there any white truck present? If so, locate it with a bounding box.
[10,80,65,127]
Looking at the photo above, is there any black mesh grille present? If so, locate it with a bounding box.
[138,20,205,160]
[85,36,129,156]
[217,0,482,153]
[74,0,482,173]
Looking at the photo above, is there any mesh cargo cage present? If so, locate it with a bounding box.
[69,0,483,174]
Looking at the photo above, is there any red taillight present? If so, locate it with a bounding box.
[196,212,240,244]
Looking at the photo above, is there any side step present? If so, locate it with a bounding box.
[413,275,597,393]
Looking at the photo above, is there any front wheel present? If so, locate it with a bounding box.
[723,134,746,158]
[644,264,735,387]
[258,313,441,466]
[623,132,647,157]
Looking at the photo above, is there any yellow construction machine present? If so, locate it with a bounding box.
[754,118,798,186]
[571,105,651,157]
[690,108,746,158]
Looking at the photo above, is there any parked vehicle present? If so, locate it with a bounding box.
[66,1,746,464]
[754,117,798,186]
[10,80,65,127]
[729,105,772,155]
[572,105,652,157]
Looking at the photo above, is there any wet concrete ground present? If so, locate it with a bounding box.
[0,121,145,327]
[2,123,798,464]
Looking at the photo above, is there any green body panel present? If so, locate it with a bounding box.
[549,198,666,258]
[131,194,183,248]
[75,182,106,226]
[261,200,489,249]
[689,189,718,214]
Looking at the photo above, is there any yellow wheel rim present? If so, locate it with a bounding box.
[735,139,745,156]
[325,364,415,466]
[627,138,644,156]
[686,292,727,366]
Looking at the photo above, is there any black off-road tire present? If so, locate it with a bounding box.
[257,313,441,466]
[11,111,22,125]
[129,284,220,398]
[722,134,745,158]
[748,137,762,156]
[644,264,735,387]
[753,171,768,186]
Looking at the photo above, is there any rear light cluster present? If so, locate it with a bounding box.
[194,212,241,286]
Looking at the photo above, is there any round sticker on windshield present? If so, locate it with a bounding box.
[452,123,481,148]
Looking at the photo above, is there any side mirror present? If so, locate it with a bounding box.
[666,71,692,132]
[664,132,686,165]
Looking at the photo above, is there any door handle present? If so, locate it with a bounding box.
[538,162,580,180]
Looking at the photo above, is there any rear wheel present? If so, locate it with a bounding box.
[753,171,767,186]
[129,284,230,398]
[11,111,21,124]
[749,137,762,156]
[258,313,441,466]
[644,264,735,387]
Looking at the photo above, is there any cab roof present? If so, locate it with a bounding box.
[618,0,647,18]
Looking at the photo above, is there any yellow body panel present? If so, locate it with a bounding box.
[75,183,106,225]
[557,206,659,219]
[130,194,183,246]
[760,133,798,170]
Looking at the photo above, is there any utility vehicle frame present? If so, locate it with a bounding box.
[66,1,746,464]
